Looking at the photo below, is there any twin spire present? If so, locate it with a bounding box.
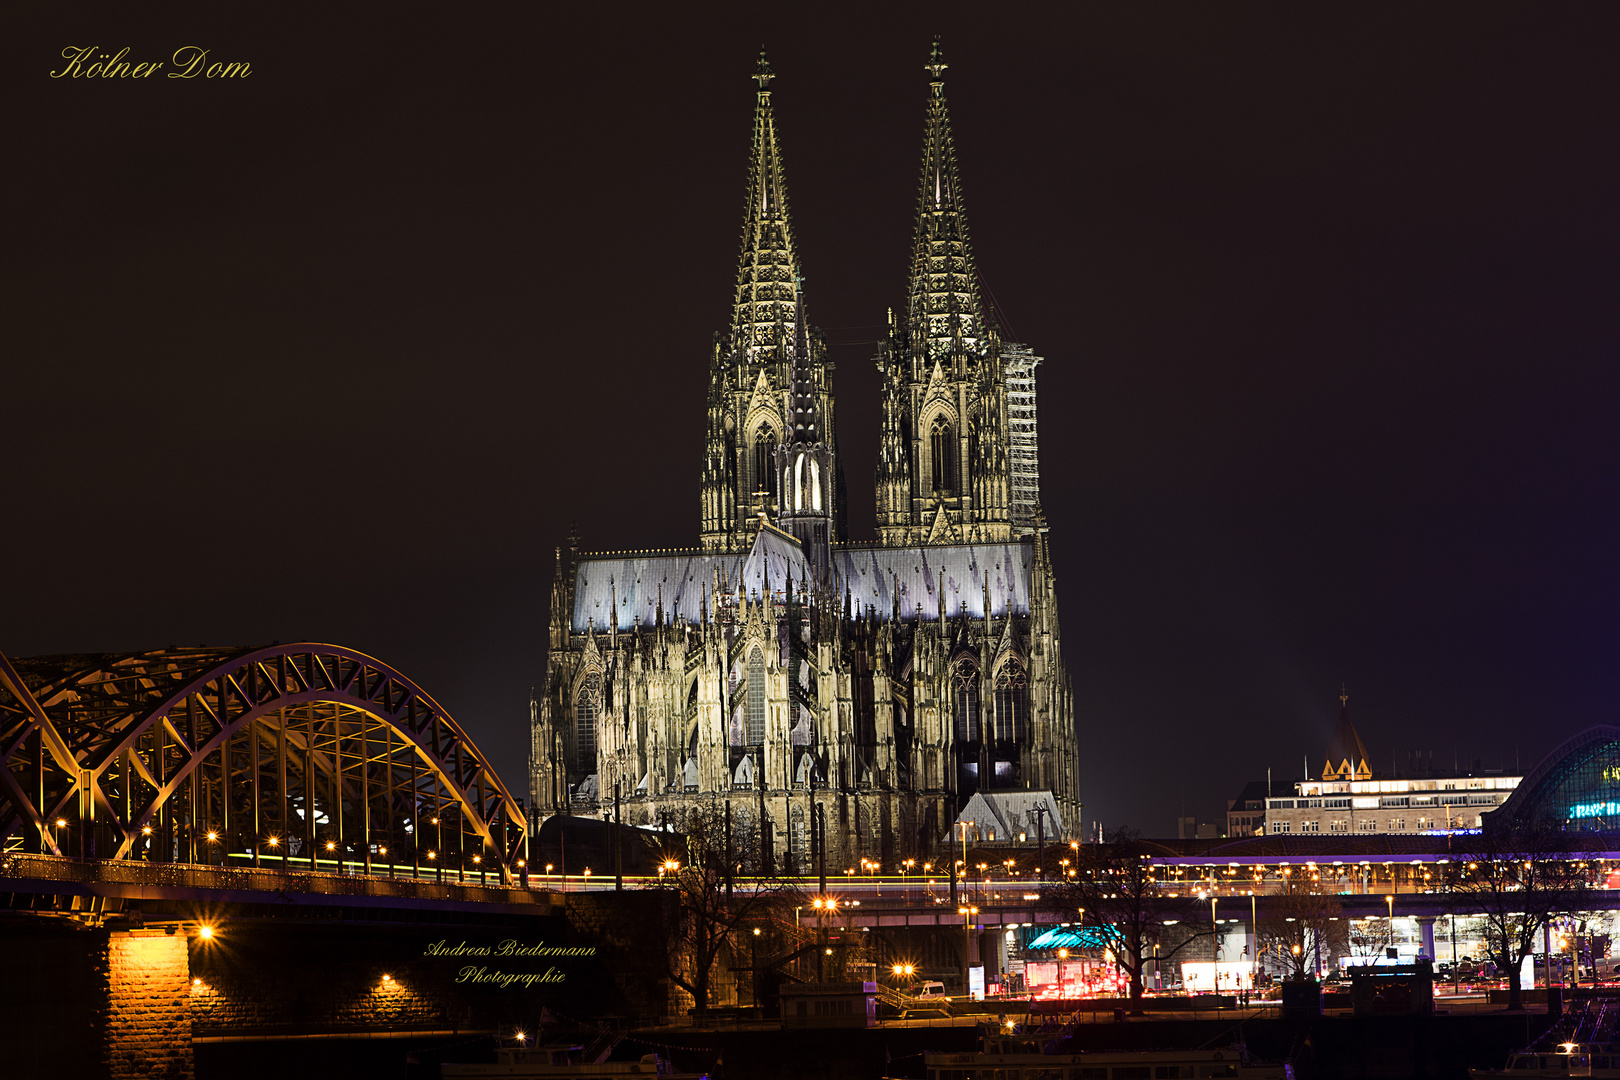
[909,40,985,361]
[730,49,803,359]
[730,42,982,364]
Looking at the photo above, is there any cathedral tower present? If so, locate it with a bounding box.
[534,48,1080,876]
[875,42,1042,547]
[700,52,842,553]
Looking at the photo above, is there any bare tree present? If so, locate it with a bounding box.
[1258,877,1346,981]
[1056,831,1214,1014]
[1449,819,1592,1010]
[652,803,800,1012]
[1347,916,1393,965]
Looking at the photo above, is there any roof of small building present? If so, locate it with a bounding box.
[955,790,1064,839]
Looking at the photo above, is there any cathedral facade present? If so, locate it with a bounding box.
[529,47,1080,869]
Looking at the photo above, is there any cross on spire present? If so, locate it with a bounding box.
[1340,683,1349,707]
[926,38,948,82]
[754,48,774,90]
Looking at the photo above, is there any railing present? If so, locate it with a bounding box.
[0,852,551,906]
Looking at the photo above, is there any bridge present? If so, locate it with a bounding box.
[0,644,529,888]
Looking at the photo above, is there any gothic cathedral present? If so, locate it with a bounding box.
[530,46,1080,869]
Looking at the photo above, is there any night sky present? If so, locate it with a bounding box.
[7,4,1620,837]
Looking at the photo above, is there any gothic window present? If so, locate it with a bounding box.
[752,429,777,501]
[994,659,1027,743]
[576,670,602,773]
[953,657,979,743]
[747,646,766,746]
[930,417,955,494]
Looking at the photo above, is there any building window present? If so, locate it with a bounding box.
[1359,820,1376,831]
[930,417,955,494]
[953,658,979,743]
[1272,821,1290,834]
[993,660,1026,743]
[1302,821,1320,834]
[753,429,776,501]
[746,647,766,745]
[576,670,602,772]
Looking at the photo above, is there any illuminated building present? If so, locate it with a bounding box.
[1488,725,1620,831]
[529,46,1079,865]
[1262,691,1520,836]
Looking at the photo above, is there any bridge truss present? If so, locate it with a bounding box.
[0,644,528,884]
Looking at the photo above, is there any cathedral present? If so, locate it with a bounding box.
[529,45,1080,870]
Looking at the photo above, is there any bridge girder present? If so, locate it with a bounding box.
[0,644,528,883]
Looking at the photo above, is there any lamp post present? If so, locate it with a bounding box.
[959,904,978,996]
[1249,891,1258,994]
[1385,893,1395,960]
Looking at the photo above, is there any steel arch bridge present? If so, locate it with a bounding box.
[0,644,528,884]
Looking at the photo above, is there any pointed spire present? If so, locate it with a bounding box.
[787,288,819,444]
[731,48,804,359]
[908,38,984,363]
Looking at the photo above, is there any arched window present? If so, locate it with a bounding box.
[931,417,955,494]
[747,647,766,746]
[994,660,1027,743]
[953,657,979,743]
[576,670,602,772]
[753,430,777,501]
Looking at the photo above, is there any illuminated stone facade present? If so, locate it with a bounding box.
[530,48,1079,866]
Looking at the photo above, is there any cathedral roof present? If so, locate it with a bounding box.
[834,542,1033,620]
[570,533,1037,632]
[730,50,804,358]
[907,40,985,361]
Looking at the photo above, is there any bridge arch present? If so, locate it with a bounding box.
[0,644,528,883]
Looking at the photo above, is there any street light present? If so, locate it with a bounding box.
[959,905,979,996]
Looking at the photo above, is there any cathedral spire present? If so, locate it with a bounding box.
[732,48,803,359]
[908,39,984,363]
[788,289,819,444]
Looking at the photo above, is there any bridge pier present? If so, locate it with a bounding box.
[106,929,194,1080]
[1416,916,1437,961]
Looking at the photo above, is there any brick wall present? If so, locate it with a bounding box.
[106,930,194,1080]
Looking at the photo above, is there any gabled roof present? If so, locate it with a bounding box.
[955,790,1064,839]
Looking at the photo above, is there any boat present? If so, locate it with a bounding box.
[1470,991,1620,1078]
[898,1032,1291,1079]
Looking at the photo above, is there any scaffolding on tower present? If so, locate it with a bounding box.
[1004,344,1043,530]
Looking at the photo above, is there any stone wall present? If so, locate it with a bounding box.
[106,930,194,1080]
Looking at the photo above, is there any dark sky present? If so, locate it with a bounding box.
[6,4,1620,837]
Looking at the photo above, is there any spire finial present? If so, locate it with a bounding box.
[1340,682,1349,707]
[754,47,774,90]
[926,38,948,82]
